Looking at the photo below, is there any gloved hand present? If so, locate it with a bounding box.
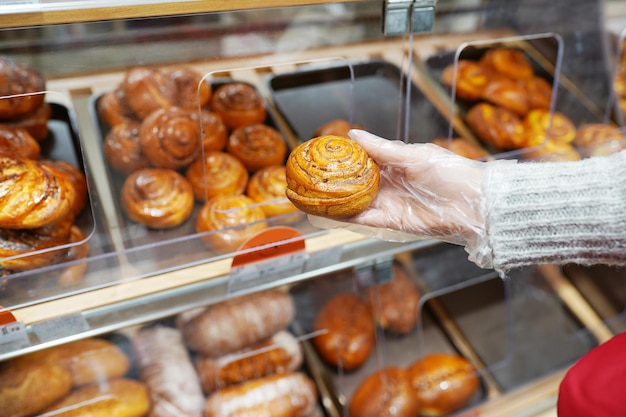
[308,129,507,268]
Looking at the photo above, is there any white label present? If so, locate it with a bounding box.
[305,246,343,271]
[0,321,30,353]
[32,313,90,343]
[0,0,41,14]
[229,250,307,293]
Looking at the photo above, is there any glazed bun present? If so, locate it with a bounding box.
[210,82,267,129]
[193,109,227,153]
[0,57,46,120]
[185,151,248,202]
[226,124,287,172]
[97,88,137,128]
[246,165,299,219]
[285,135,380,219]
[104,121,150,175]
[0,125,40,159]
[121,66,177,119]
[349,367,421,417]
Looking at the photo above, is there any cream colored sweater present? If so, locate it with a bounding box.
[483,150,626,271]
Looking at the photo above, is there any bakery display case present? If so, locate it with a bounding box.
[1,1,626,416]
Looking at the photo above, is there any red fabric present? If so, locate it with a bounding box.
[557,332,626,416]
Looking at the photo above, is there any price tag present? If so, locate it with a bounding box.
[0,321,30,354]
[229,226,306,293]
[32,312,90,343]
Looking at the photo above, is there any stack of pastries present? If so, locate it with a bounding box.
[98,65,300,253]
[441,47,581,160]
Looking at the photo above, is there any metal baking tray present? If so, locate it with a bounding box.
[267,59,459,144]
[289,265,487,417]
[89,79,316,271]
[410,243,598,392]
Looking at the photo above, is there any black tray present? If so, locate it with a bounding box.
[267,59,458,144]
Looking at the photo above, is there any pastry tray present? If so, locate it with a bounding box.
[266,59,460,144]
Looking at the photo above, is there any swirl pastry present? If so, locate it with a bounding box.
[522,109,576,147]
[196,194,267,252]
[4,101,51,141]
[121,168,194,229]
[0,154,75,229]
[39,159,88,218]
[440,60,491,101]
[523,75,553,110]
[121,67,177,119]
[226,124,287,172]
[139,106,200,170]
[185,151,248,202]
[522,140,581,162]
[431,138,488,160]
[481,78,529,116]
[210,82,267,129]
[97,88,138,128]
[573,123,626,157]
[314,119,362,138]
[247,165,299,219]
[0,125,40,159]
[349,367,421,417]
[466,103,526,150]
[480,48,534,80]
[192,109,227,153]
[161,66,211,110]
[104,121,150,175]
[0,56,46,119]
[286,135,379,219]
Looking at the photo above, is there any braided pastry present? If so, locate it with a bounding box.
[0,56,46,119]
[285,135,379,218]
[226,124,287,172]
[210,82,266,129]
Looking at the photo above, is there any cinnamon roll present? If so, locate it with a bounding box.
[246,165,299,219]
[523,75,553,110]
[192,109,227,153]
[480,47,534,81]
[185,151,248,202]
[4,101,51,141]
[431,138,489,160]
[0,56,46,119]
[121,168,194,229]
[104,121,150,175]
[210,82,267,129]
[0,125,40,159]
[481,78,529,116]
[226,124,287,172]
[285,135,380,218]
[161,66,211,110]
[573,123,626,157]
[522,140,581,162]
[121,67,177,119]
[196,194,267,252]
[465,103,526,150]
[139,107,200,170]
[97,89,138,128]
[39,159,88,218]
[522,109,576,147]
[440,60,491,101]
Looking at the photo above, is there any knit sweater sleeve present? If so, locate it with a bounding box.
[482,150,626,271]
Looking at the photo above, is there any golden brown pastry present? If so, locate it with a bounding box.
[365,263,420,335]
[226,124,287,172]
[0,359,72,417]
[246,165,299,219]
[57,225,91,286]
[39,159,88,218]
[614,66,626,99]
[481,78,530,116]
[522,75,553,110]
[480,47,534,81]
[4,101,52,141]
[162,66,212,110]
[523,109,576,146]
[312,293,375,371]
[0,56,46,120]
[349,367,421,417]
[285,135,380,218]
[465,102,526,150]
[0,124,40,159]
[195,194,267,252]
[0,154,75,229]
[209,82,267,129]
[314,119,362,138]
[440,60,491,101]
[121,168,194,229]
[192,109,227,153]
[121,66,177,119]
[196,330,303,393]
[139,106,201,170]
[522,140,581,162]
[431,138,489,160]
[408,353,480,416]
[179,290,295,357]
[185,151,248,202]
[104,121,151,175]
[97,88,138,128]
[204,372,318,417]
[573,123,626,156]
[43,378,150,417]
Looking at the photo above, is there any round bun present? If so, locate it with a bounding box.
[97,89,137,128]
[121,67,177,119]
[314,119,362,138]
[440,60,491,101]
[121,168,194,229]
[161,66,211,110]
[185,151,248,201]
[193,110,227,152]
[104,121,150,175]
[466,103,526,150]
[481,78,529,116]
[0,57,46,119]
[139,106,200,170]
[349,367,421,417]
[210,82,267,129]
[196,194,267,252]
[246,165,299,219]
[480,48,534,81]
[523,75,553,110]
[522,109,576,146]
[39,159,88,218]
[408,353,480,416]
[0,125,40,159]
[226,124,287,172]
[312,293,375,371]
[285,135,380,219]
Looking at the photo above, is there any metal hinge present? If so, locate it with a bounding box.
[382,0,437,36]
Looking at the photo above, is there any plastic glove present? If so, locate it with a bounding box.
[308,129,500,268]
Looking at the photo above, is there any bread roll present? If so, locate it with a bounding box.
[246,165,299,219]
[440,60,491,101]
[523,109,576,146]
[161,66,211,110]
[285,135,380,218]
[104,121,150,175]
[313,119,362,138]
[226,124,287,172]
[480,48,534,81]
[0,56,46,119]
[466,103,526,150]
[431,138,488,160]
[133,325,205,417]
[193,110,227,153]
[522,75,553,110]
[3,101,51,141]
[39,159,89,218]
[98,88,138,127]
[203,372,318,417]
[209,82,267,129]
[122,67,177,119]
[481,78,529,116]
[573,123,626,156]
[180,290,295,357]
[0,125,40,159]
[349,367,420,417]
[185,151,248,202]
